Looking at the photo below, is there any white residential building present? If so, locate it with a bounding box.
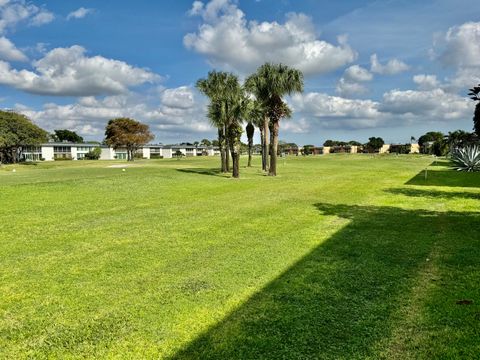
[21,142,219,161]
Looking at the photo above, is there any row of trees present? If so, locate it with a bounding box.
[197,63,304,178]
[417,130,479,156]
[0,110,154,163]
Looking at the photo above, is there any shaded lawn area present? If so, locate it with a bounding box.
[173,203,480,359]
[0,155,479,359]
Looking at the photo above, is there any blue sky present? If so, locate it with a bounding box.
[1,0,480,145]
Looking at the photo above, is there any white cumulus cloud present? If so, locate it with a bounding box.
[336,65,373,97]
[0,0,54,33]
[0,45,161,96]
[370,53,409,75]
[184,0,357,75]
[379,88,471,120]
[67,7,94,20]
[16,86,212,141]
[0,35,27,61]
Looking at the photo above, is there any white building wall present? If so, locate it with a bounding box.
[41,146,54,161]
[100,148,115,160]
[71,146,78,160]
[163,149,172,159]
[379,144,391,154]
[142,147,151,159]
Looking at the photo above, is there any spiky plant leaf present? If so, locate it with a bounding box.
[451,145,480,172]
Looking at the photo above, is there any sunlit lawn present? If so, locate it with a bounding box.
[1,155,479,359]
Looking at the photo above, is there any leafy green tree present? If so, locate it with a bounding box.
[53,129,84,143]
[365,137,385,153]
[418,131,444,154]
[447,130,478,148]
[278,141,298,155]
[323,140,335,147]
[211,139,219,147]
[246,63,304,176]
[84,147,101,160]
[468,84,480,136]
[0,110,48,164]
[432,139,449,156]
[174,150,184,158]
[303,145,314,155]
[200,139,211,146]
[104,118,154,161]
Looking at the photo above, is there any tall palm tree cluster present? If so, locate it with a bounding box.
[197,63,304,178]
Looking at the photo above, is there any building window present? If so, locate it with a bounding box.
[53,146,71,153]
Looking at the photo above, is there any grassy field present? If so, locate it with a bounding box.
[1,155,479,359]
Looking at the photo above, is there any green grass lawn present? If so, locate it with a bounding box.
[1,155,479,359]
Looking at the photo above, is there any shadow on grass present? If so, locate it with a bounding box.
[170,204,480,359]
[406,168,480,188]
[176,168,225,177]
[429,160,451,167]
[386,188,480,200]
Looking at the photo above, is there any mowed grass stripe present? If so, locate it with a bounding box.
[1,155,479,358]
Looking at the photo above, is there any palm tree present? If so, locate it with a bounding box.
[468,84,480,136]
[245,74,270,172]
[246,99,265,167]
[246,63,304,176]
[224,75,248,178]
[197,71,231,173]
[202,73,246,178]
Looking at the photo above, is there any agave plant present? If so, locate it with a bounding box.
[451,145,480,172]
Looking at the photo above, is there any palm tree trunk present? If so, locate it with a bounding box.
[224,124,230,172]
[259,127,265,170]
[230,141,240,178]
[228,125,241,178]
[218,127,227,172]
[263,115,269,172]
[11,147,17,164]
[247,138,253,167]
[269,121,279,176]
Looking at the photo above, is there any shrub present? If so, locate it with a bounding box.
[389,144,411,154]
[150,154,163,159]
[432,140,449,156]
[84,147,101,160]
[451,145,480,172]
[365,137,385,153]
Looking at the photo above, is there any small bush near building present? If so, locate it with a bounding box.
[174,150,184,158]
[389,144,411,154]
[150,154,164,159]
[84,147,101,160]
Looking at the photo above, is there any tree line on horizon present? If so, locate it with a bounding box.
[1,82,479,166]
[0,111,154,163]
